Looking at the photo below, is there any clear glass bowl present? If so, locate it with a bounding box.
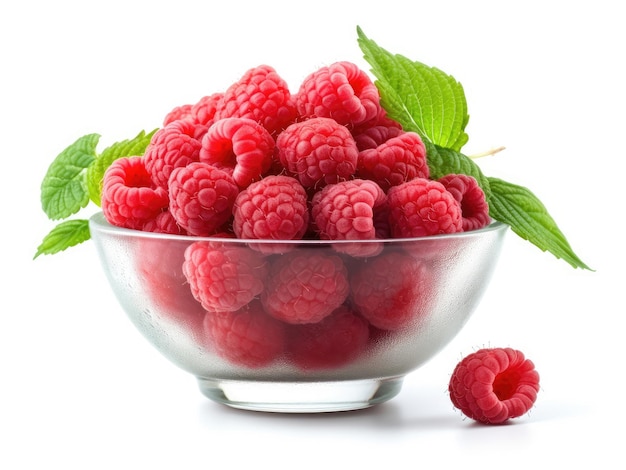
[90,212,507,412]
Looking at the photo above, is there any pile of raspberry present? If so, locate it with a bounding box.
[100,61,492,372]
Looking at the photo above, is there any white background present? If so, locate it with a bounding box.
[1,1,623,468]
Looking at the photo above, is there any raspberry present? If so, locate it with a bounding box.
[214,65,297,135]
[296,61,381,127]
[310,179,387,256]
[372,200,392,239]
[101,156,169,230]
[168,162,239,236]
[143,120,203,190]
[203,301,286,368]
[182,241,268,313]
[351,109,403,151]
[288,306,370,370]
[199,117,275,189]
[232,175,309,243]
[387,177,463,237]
[261,251,350,324]
[189,92,224,128]
[164,93,224,128]
[276,117,359,189]
[134,238,206,339]
[438,174,490,231]
[356,131,429,192]
[163,103,193,126]
[141,210,187,235]
[350,250,431,331]
[449,347,540,424]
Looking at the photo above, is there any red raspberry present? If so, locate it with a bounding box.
[134,238,206,339]
[182,241,268,313]
[232,175,309,243]
[199,117,275,189]
[261,251,350,325]
[168,162,239,236]
[296,61,381,127]
[203,301,286,368]
[101,156,169,230]
[350,250,431,331]
[387,177,463,237]
[356,131,429,192]
[189,92,224,128]
[214,65,297,135]
[438,174,490,231]
[310,179,387,256]
[449,347,540,424]
[164,93,224,129]
[372,200,392,240]
[351,109,403,151]
[276,117,359,189]
[288,306,370,371]
[141,210,187,235]
[143,120,203,190]
[163,103,193,126]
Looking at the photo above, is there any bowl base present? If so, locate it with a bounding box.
[197,376,404,413]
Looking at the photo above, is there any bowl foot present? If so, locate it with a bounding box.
[196,376,404,413]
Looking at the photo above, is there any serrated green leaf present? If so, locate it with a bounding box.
[487,177,591,270]
[425,141,491,197]
[40,134,100,220]
[357,26,469,151]
[86,129,158,206]
[33,219,91,259]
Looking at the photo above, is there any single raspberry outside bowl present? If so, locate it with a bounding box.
[90,211,508,413]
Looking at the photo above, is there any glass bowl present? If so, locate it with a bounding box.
[90,211,507,412]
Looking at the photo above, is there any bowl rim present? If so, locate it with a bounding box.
[89,211,508,246]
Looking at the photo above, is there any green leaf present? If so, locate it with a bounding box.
[357,26,469,151]
[487,177,591,270]
[86,129,158,206]
[425,141,491,198]
[34,219,91,259]
[40,133,100,220]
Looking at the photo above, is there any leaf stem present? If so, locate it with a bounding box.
[469,146,506,159]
